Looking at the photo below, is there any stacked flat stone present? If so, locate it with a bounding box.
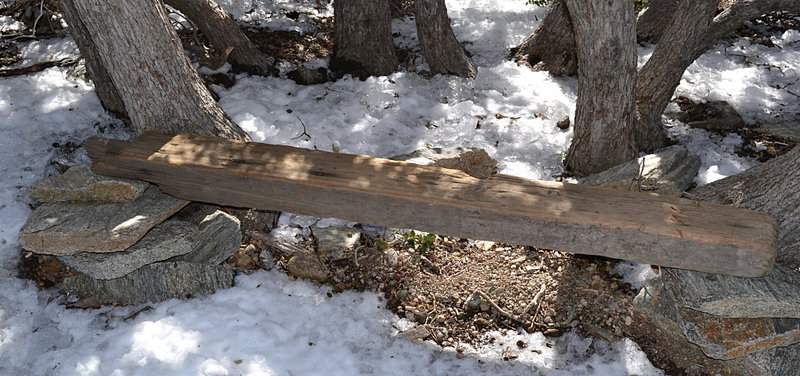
[20,164,241,305]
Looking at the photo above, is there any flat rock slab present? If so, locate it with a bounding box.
[580,147,700,196]
[668,98,745,132]
[58,219,197,280]
[755,121,800,143]
[172,206,241,265]
[62,261,236,306]
[635,277,800,360]
[20,186,188,255]
[664,266,800,318]
[312,225,360,261]
[679,308,800,360]
[29,164,150,203]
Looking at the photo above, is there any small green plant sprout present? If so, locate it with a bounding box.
[373,238,389,251]
[400,230,438,254]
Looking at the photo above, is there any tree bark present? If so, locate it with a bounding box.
[633,0,800,152]
[331,0,397,78]
[635,0,679,43]
[512,0,577,77]
[563,0,637,175]
[59,0,127,117]
[691,146,800,269]
[67,0,250,141]
[164,0,274,76]
[414,0,475,77]
[633,0,719,152]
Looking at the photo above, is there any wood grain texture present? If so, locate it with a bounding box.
[86,133,778,277]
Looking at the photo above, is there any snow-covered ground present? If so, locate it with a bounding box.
[1,1,797,375]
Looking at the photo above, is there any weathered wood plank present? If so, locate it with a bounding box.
[85,132,778,277]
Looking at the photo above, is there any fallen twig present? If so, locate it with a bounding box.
[522,283,547,317]
[0,58,77,77]
[474,290,521,324]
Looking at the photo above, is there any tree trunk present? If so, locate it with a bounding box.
[67,0,250,141]
[331,0,397,78]
[691,147,800,269]
[512,0,577,77]
[414,0,475,77]
[164,0,274,76]
[563,0,637,175]
[632,0,800,152]
[635,0,679,43]
[633,0,719,152]
[59,0,127,117]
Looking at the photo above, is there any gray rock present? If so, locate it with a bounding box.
[668,99,746,132]
[58,220,197,280]
[401,325,430,342]
[580,147,700,196]
[755,121,800,142]
[312,225,360,261]
[172,207,241,265]
[286,251,329,282]
[391,147,497,179]
[737,343,800,376]
[62,261,236,306]
[389,146,481,165]
[20,186,188,256]
[664,266,800,318]
[287,66,328,85]
[56,206,241,279]
[28,164,149,203]
[224,207,279,242]
[635,276,800,360]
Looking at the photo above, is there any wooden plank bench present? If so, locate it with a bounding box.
[86,132,778,277]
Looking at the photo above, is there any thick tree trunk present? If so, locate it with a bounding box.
[331,0,397,78]
[691,147,800,269]
[512,0,577,77]
[635,0,679,43]
[563,0,637,175]
[413,0,475,77]
[164,0,274,76]
[59,0,127,117]
[67,0,249,141]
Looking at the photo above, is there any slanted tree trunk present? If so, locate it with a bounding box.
[633,0,719,152]
[635,0,679,44]
[563,0,637,175]
[164,0,274,76]
[633,0,800,152]
[414,0,475,77]
[59,0,127,117]
[331,0,397,78]
[512,0,577,77]
[66,0,249,141]
[691,147,800,268]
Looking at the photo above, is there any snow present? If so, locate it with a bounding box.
[1,0,798,375]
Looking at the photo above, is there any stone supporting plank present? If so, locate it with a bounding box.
[58,219,197,279]
[579,146,700,196]
[28,164,150,203]
[635,276,800,360]
[86,132,778,277]
[663,266,800,318]
[56,206,240,279]
[62,261,236,306]
[20,186,188,255]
